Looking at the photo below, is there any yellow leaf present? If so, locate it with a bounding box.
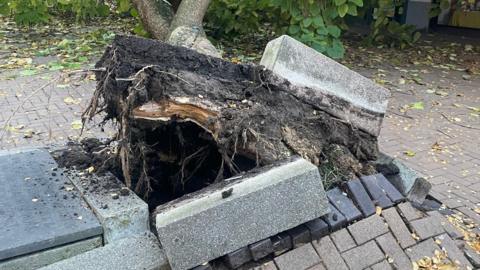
[71,120,83,130]
[63,97,80,105]
[87,166,95,173]
[404,150,416,157]
[376,206,382,215]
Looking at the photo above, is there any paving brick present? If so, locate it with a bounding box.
[346,178,376,217]
[327,188,362,222]
[370,260,392,270]
[271,233,292,257]
[312,236,349,270]
[427,211,463,240]
[306,263,326,270]
[223,247,252,269]
[330,229,356,252]
[287,225,311,248]
[321,203,347,231]
[375,233,412,270]
[348,214,389,245]
[341,241,384,270]
[304,219,329,241]
[382,207,416,248]
[375,174,405,203]
[463,244,480,268]
[457,206,480,224]
[397,202,423,221]
[251,261,277,270]
[249,239,273,262]
[409,215,445,240]
[360,175,393,209]
[273,243,321,270]
[435,234,473,269]
[405,239,441,262]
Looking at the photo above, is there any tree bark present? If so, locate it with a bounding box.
[169,0,212,33]
[131,0,173,40]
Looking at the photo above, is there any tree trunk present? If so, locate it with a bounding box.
[85,36,379,196]
[131,0,173,40]
[169,0,212,33]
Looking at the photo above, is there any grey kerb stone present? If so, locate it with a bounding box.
[260,35,390,136]
[67,171,149,243]
[40,232,169,270]
[154,157,330,270]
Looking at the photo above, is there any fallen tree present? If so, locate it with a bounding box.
[84,36,379,198]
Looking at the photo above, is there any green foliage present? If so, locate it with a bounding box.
[206,0,270,37]
[0,0,130,25]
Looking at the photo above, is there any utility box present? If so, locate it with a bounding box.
[405,0,432,31]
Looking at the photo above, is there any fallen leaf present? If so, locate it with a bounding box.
[404,150,416,157]
[376,206,382,215]
[71,120,82,130]
[410,102,425,110]
[63,97,81,105]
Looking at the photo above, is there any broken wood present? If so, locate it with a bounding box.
[84,36,380,198]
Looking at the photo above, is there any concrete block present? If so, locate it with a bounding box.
[397,202,424,221]
[0,149,102,261]
[249,239,273,261]
[40,232,169,270]
[382,207,416,249]
[261,35,390,136]
[410,216,445,240]
[305,218,329,240]
[154,157,329,270]
[66,171,149,243]
[0,237,101,270]
[382,154,431,204]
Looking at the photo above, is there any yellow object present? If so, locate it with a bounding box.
[450,10,480,29]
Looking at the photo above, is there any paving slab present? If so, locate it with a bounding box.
[463,244,480,268]
[312,236,349,270]
[66,171,149,243]
[347,214,389,245]
[360,175,393,208]
[0,237,101,270]
[0,149,102,261]
[382,207,416,248]
[341,240,384,270]
[273,243,321,270]
[154,157,329,270]
[375,233,413,270]
[346,178,376,217]
[327,187,362,222]
[260,35,390,136]
[40,232,169,270]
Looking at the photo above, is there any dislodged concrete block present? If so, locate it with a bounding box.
[0,237,101,270]
[66,172,149,243]
[261,35,390,136]
[40,233,169,270]
[380,153,431,204]
[154,157,329,270]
